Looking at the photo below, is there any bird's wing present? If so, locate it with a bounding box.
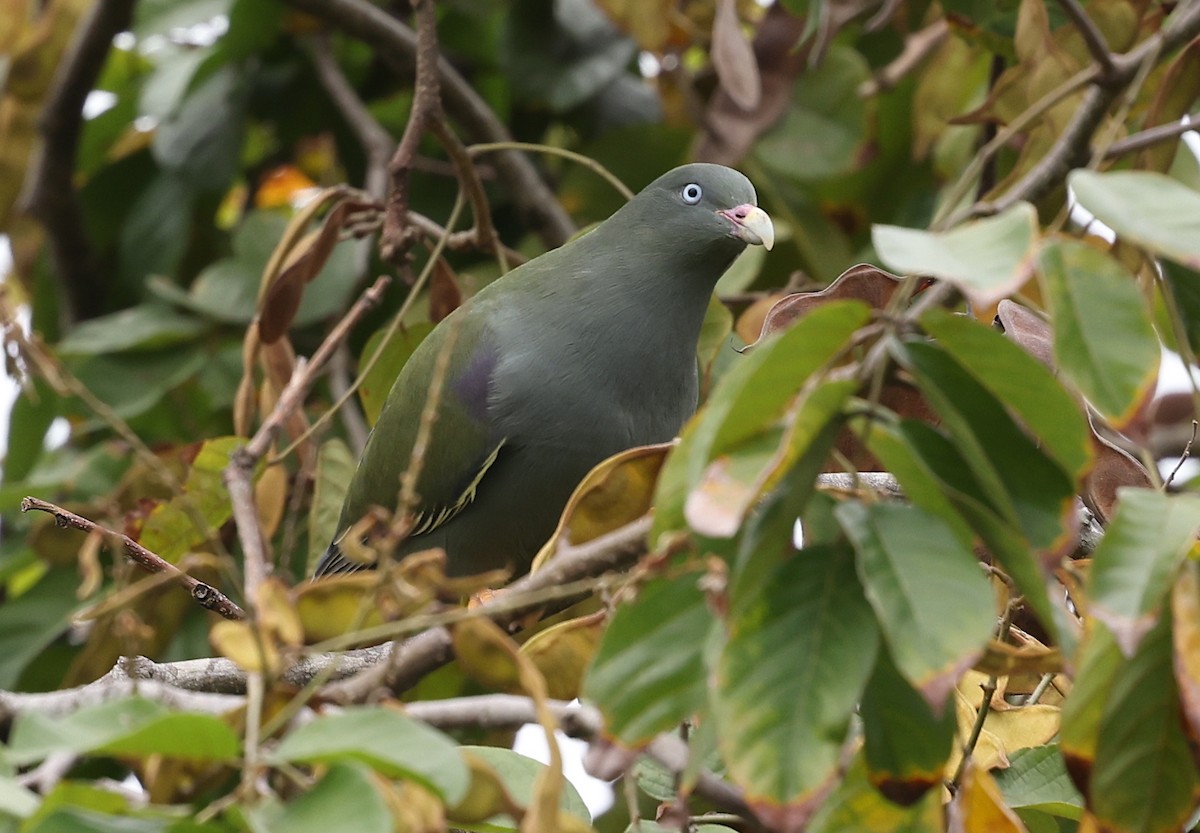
[314,312,506,576]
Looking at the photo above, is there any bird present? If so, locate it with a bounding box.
[315,163,774,579]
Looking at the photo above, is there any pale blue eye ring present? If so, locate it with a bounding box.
[681,183,703,204]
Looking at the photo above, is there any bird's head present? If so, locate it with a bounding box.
[638,163,775,253]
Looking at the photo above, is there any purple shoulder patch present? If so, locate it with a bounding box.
[452,340,499,423]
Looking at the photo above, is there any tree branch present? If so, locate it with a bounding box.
[18,0,136,323]
[380,0,440,263]
[323,514,655,702]
[18,498,246,620]
[283,0,575,247]
[984,0,1200,215]
[1054,0,1118,79]
[223,274,393,600]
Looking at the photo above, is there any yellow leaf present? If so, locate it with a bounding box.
[293,572,384,643]
[255,463,289,540]
[520,612,606,700]
[210,620,277,674]
[448,752,523,825]
[953,763,1031,833]
[531,443,668,572]
[256,577,303,648]
[453,618,524,694]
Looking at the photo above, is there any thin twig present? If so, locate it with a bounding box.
[19,498,246,620]
[321,514,654,702]
[222,275,393,593]
[1164,421,1197,491]
[1055,0,1118,79]
[1105,112,1200,158]
[381,0,440,263]
[429,116,506,271]
[948,598,1018,792]
[282,0,575,246]
[468,141,634,201]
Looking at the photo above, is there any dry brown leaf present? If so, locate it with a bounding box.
[711,0,761,110]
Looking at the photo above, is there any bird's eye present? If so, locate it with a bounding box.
[681,183,703,204]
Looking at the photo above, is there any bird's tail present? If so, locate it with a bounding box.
[312,540,364,578]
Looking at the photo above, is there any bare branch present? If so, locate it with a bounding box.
[381,0,441,263]
[1054,0,1118,79]
[986,1,1200,215]
[1104,112,1200,158]
[322,514,655,702]
[223,274,393,598]
[283,0,575,247]
[18,0,136,322]
[19,498,247,620]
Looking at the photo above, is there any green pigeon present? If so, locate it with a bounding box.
[315,163,773,578]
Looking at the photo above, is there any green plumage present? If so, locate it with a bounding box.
[316,163,772,578]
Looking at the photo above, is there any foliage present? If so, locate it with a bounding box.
[2,0,1200,832]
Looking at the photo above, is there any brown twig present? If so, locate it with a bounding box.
[381,0,440,263]
[223,274,393,600]
[18,0,135,323]
[321,514,654,702]
[1104,112,1200,158]
[985,1,1200,216]
[282,0,575,247]
[429,117,506,269]
[19,497,246,620]
[1055,0,1118,79]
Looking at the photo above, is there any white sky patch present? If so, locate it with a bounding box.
[83,90,118,119]
[513,723,614,818]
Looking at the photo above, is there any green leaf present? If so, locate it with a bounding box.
[1088,489,1200,655]
[57,304,208,355]
[919,307,1090,479]
[714,543,879,809]
[583,575,710,744]
[309,438,357,573]
[1069,169,1200,268]
[152,65,245,188]
[0,569,84,690]
[836,502,996,707]
[1090,614,1200,833]
[1036,239,1160,424]
[901,340,1076,550]
[807,752,943,833]
[993,745,1083,820]
[118,173,193,289]
[459,746,591,832]
[653,300,870,540]
[0,777,40,819]
[357,323,435,426]
[8,697,239,765]
[270,706,469,804]
[886,419,1064,643]
[863,421,976,547]
[24,808,168,833]
[139,436,244,563]
[685,380,856,538]
[872,202,1038,305]
[70,350,206,423]
[260,763,391,833]
[3,378,60,483]
[859,648,956,805]
[1162,260,1200,354]
[755,44,870,181]
[1059,624,1123,779]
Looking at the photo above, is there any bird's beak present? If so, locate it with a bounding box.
[720,204,775,251]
